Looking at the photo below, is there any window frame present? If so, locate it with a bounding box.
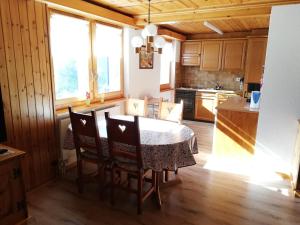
[48,9,124,110]
[160,40,173,91]
[91,21,124,101]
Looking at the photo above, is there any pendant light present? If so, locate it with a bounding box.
[131,0,166,54]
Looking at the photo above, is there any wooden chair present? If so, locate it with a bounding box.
[158,99,183,123]
[105,112,157,214]
[68,107,108,196]
[125,96,148,117]
[158,99,183,181]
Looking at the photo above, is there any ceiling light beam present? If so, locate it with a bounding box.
[203,21,223,35]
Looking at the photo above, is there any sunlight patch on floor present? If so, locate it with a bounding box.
[203,155,293,197]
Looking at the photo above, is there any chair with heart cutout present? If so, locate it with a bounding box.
[157,99,184,181]
[68,107,109,196]
[105,112,158,214]
[125,96,148,117]
[158,99,183,124]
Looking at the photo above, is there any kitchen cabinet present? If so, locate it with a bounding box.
[0,145,27,225]
[222,39,247,72]
[194,92,239,122]
[216,93,239,107]
[200,40,223,71]
[181,56,200,66]
[244,37,267,84]
[195,93,215,122]
[181,42,201,66]
[213,97,259,161]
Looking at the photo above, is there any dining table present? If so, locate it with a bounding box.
[63,114,198,205]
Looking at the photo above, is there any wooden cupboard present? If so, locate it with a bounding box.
[181,56,200,66]
[195,93,215,122]
[200,40,223,71]
[181,42,201,66]
[0,145,27,225]
[222,39,247,72]
[244,37,267,84]
[194,92,239,122]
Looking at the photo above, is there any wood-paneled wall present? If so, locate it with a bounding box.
[0,0,57,189]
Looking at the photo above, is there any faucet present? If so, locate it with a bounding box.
[215,82,223,90]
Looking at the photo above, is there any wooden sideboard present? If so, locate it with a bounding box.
[0,145,27,225]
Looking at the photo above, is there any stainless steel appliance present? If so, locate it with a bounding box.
[175,89,196,120]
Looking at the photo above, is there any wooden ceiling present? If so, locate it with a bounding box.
[85,0,300,34]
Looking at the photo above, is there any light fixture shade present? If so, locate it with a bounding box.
[141,29,148,39]
[144,23,158,36]
[131,35,143,47]
[154,36,166,48]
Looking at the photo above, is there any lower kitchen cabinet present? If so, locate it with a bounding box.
[194,92,239,122]
[195,94,215,122]
[0,145,27,225]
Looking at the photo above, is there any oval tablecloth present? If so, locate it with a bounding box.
[63,115,198,172]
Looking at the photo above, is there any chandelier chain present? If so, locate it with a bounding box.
[148,0,151,24]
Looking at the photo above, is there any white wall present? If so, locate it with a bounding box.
[255,4,300,173]
[124,28,179,100]
[124,28,161,98]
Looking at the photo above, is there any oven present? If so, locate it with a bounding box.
[175,89,196,120]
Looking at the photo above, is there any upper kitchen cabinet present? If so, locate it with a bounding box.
[181,42,201,66]
[244,37,268,83]
[200,40,223,71]
[222,39,247,73]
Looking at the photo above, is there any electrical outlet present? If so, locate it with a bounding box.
[235,77,241,82]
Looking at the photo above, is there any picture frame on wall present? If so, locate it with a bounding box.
[139,51,153,69]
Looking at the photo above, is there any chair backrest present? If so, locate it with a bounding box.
[68,107,103,159]
[105,112,142,168]
[158,99,183,123]
[125,96,148,117]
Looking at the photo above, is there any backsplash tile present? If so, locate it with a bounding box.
[180,67,243,91]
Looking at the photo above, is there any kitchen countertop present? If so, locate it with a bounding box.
[176,87,240,94]
[216,96,259,113]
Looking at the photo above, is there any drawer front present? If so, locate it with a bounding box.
[197,92,216,98]
[181,56,200,66]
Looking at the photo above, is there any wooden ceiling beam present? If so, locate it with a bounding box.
[187,29,269,40]
[40,0,137,27]
[134,0,300,25]
[135,7,271,25]
[157,28,186,41]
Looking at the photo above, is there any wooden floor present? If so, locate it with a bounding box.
[26,122,300,225]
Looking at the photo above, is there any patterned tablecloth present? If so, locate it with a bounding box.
[63,115,198,172]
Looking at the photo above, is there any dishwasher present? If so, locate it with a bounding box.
[175,89,196,120]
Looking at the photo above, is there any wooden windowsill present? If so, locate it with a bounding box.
[56,98,126,120]
[160,87,174,93]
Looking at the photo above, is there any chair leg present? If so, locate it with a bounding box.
[77,159,83,193]
[98,164,105,200]
[137,170,143,214]
[175,169,178,175]
[164,169,169,182]
[110,167,115,206]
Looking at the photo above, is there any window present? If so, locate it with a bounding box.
[50,14,90,100]
[94,23,122,95]
[160,41,173,90]
[50,11,123,106]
